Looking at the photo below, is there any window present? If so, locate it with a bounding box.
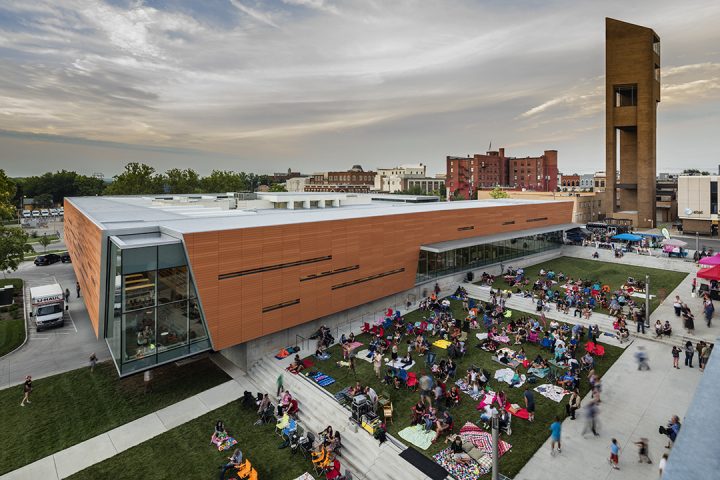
[711,181,718,215]
[614,85,637,107]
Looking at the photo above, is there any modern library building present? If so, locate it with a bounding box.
[64,192,574,376]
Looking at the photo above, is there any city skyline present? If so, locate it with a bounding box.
[1,0,719,177]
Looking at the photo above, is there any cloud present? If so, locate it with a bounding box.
[282,0,340,15]
[228,0,279,28]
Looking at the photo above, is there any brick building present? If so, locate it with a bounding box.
[304,165,376,193]
[561,174,581,189]
[446,148,558,199]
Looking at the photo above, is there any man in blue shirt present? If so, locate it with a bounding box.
[550,416,562,456]
[219,448,243,479]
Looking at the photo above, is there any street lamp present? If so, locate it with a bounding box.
[491,412,499,480]
[696,232,700,254]
[645,274,650,328]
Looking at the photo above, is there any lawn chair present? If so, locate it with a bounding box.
[361,322,371,334]
[584,341,596,354]
[383,401,394,424]
[425,351,437,368]
[326,459,342,480]
[246,468,258,480]
[594,344,605,357]
[396,369,408,385]
[406,372,418,390]
[299,432,316,458]
[287,399,299,417]
[235,460,252,478]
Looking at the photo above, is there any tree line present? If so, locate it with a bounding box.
[7,162,284,208]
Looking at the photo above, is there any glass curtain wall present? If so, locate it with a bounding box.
[105,239,211,375]
[416,231,563,283]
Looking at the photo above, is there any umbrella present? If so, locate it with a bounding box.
[662,238,687,247]
[611,233,642,242]
[697,265,720,280]
[699,254,720,266]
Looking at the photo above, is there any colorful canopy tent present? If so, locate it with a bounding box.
[662,238,688,247]
[697,265,720,280]
[699,254,720,266]
[611,233,642,242]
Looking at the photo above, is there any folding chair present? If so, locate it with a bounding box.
[383,402,394,424]
[396,369,408,385]
[235,460,252,478]
[361,322,371,334]
[246,468,258,480]
[594,344,605,357]
[406,372,418,390]
[584,341,596,354]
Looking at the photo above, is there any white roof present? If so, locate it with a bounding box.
[67,194,569,235]
[30,284,63,297]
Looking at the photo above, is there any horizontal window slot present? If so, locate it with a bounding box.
[300,265,359,282]
[526,217,548,223]
[262,299,300,313]
[219,255,332,280]
[331,268,405,290]
[502,221,516,225]
[457,226,475,231]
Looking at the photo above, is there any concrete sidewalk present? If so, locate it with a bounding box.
[514,337,703,480]
[1,377,251,480]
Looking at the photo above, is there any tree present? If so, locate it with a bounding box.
[268,183,287,192]
[0,226,31,275]
[0,169,17,220]
[682,169,710,176]
[164,168,201,194]
[489,186,510,199]
[34,193,53,208]
[452,190,466,201]
[200,170,249,192]
[104,163,164,195]
[38,234,52,252]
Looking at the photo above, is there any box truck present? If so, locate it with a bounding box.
[29,284,65,330]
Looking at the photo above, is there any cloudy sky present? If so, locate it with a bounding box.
[1,0,719,177]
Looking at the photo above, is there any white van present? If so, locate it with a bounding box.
[30,284,66,330]
[31,210,40,217]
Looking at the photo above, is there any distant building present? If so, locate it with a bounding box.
[91,172,105,181]
[656,173,678,224]
[270,168,303,184]
[580,174,595,190]
[560,174,580,190]
[286,177,309,192]
[304,165,376,193]
[677,175,717,234]
[594,172,607,192]
[374,164,445,194]
[446,148,558,199]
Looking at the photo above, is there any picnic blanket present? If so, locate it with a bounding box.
[433,448,484,479]
[534,384,570,403]
[493,368,526,388]
[386,359,416,370]
[503,402,530,420]
[455,379,482,401]
[216,435,238,451]
[493,335,511,344]
[432,339,452,349]
[459,422,512,456]
[496,347,516,357]
[311,372,336,387]
[527,367,550,378]
[492,356,520,369]
[475,332,488,341]
[398,424,436,450]
[275,346,299,359]
[344,341,363,351]
[355,349,374,362]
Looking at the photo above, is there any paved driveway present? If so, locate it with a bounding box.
[0,261,111,389]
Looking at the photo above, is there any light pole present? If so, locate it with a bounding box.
[491,412,499,480]
[696,232,700,254]
[645,274,650,328]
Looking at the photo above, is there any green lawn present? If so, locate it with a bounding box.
[304,299,623,478]
[68,400,313,480]
[0,358,230,475]
[489,256,687,314]
[0,278,25,356]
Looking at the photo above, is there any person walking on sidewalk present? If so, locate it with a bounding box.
[671,346,681,369]
[550,416,562,456]
[703,297,714,327]
[582,400,600,437]
[20,375,32,406]
[634,437,652,464]
[89,352,98,372]
[609,438,620,470]
[635,346,650,371]
[700,343,713,372]
[684,341,695,368]
[672,296,682,317]
[76,281,81,298]
[64,288,70,303]
[566,389,581,420]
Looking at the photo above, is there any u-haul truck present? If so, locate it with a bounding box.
[29,284,65,331]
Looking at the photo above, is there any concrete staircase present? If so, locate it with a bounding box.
[246,357,436,480]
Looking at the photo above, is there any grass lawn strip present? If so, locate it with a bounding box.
[0,358,230,475]
[0,278,26,356]
[304,299,622,478]
[67,400,312,480]
[488,256,687,314]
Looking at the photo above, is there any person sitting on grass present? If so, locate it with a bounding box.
[218,448,242,480]
[432,410,453,443]
[423,407,437,431]
[447,386,461,407]
[211,420,228,446]
[450,436,472,465]
[411,400,426,425]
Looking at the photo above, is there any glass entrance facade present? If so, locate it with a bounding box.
[416,230,563,283]
[105,236,211,375]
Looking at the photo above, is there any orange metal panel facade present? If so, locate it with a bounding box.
[187,201,573,350]
[64,199,104,336]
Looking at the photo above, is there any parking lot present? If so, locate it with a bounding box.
[0,260,111,389]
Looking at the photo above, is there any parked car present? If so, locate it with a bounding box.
[40,209,49,217]
[22,211,31,218]
[49,208,58,216]
[60,252,71,263]
[31,210,40,217]
[34,254,62,266]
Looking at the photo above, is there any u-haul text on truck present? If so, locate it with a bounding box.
[29,284,65,330]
